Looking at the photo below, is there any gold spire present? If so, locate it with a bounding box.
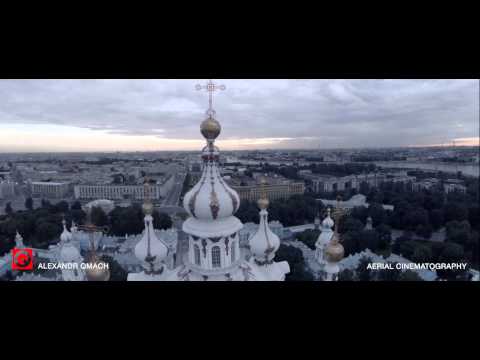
[325,196,346,263]
[142,176,154,215]
[78,205,110,281]
[257,176,269,210]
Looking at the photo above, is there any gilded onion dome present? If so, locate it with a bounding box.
[324,233,344,263]
[85,253,111,281]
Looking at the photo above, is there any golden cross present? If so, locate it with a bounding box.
[195,79,226,116]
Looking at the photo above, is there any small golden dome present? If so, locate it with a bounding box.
[257,197,269,210]
[200,116,221,140]
[85,255,110,281]
[325,236,344,263]
[142,202,154,215]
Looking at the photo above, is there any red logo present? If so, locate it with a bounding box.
[12,248,34,271]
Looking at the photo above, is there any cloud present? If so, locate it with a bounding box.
[0,79,477,151]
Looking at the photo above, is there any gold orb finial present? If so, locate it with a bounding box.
[142,202,154,215]
[325,234,344,263]
[257,197,270,210]
[257,176,269,209]
[200,116,221,140]
[85,254,110,281]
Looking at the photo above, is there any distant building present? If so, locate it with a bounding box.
[443,182,467,194]
[74,175,175,201]
[411,178,439,192]
[318,194,394,211]
[0,180,15,199]
[30,181,70,199]
[231,181,305,202]
[306,172,415,193]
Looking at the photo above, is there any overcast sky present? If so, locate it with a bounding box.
[0,79,478,152]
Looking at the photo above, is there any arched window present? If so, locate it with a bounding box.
[231,241,236,263]
[194,244,201,266]
[212,246,221,268]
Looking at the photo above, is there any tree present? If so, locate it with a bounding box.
[437,242,466,280]
[90,206,108,227]
[152,211,173,230]
[415,223,433,239]
[339,217,363,234]
[275,244,314,281]
[429,209,444,230]
[0,234,15,256]
[41,199,51,209]
[25,197,34,211]
[350,205,369,224]
[376,224,392,250]
[70,209,86,225]
[338,269,355,281]
[100,255,128,281]
[341,230,362,257]
[296,229,319,250]
[4,202,13,215]
[377,262,402,281]
[368,203,386,227]
[411,245,433,263]
[356,256,373,281]
[34,222,61,247]
[403,208,429,231]
[468,205,480,230]
[56,200,69,213]
[444,202,468,223]
[109,205,144,236]
[445,220,471,246]
[398,270,423,281]
[363,229,381,252]
[71,201,82,211]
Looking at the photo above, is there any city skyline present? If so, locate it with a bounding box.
[0,79,478,152]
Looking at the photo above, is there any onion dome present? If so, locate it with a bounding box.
[249,186,280,265]
[85,253,110,281]
[325,233,344,263]
[365,216,373,230]
[60,219,72,243]
[15,231,24,248]
[60,240,82,263]
[322,207,334,230]
[134,213,168,275]
[183,137,240,222]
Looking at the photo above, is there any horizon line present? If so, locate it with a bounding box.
[0,144,478,155]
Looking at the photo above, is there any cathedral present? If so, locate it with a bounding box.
[127,80,345,281]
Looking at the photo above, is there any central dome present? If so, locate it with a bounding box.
[183,148,240,221]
